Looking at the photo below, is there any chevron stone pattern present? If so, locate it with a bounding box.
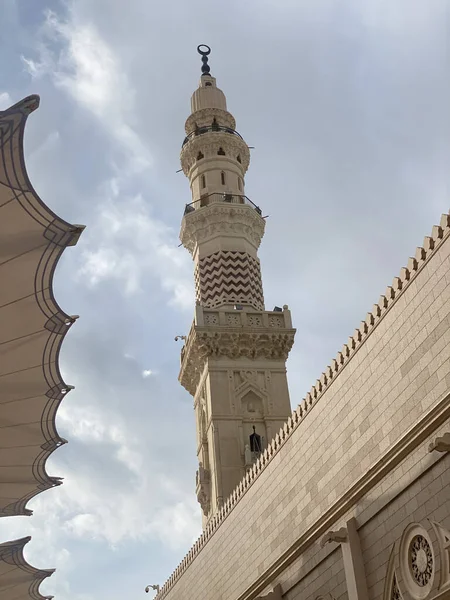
[195,250,265,310]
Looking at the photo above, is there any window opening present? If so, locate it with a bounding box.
[201,174,206,188]
[250,426,262,454]
[221,171,226,185]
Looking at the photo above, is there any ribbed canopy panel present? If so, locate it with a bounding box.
[0,95,84,517]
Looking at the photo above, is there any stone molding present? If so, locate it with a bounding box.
[179,327,296,396]
[180,203,266,256]
[185,108,236,134]
[180,131,250,175]
[430,520,450,591]
[156,212,450,600]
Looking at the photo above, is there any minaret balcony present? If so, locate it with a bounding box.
[182,124,243,148]
[184,192,262,215]
[178,304,296,395]
[194,304,294,329]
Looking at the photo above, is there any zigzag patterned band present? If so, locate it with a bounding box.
[195,250,264,310]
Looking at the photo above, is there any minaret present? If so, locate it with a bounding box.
[179,45,296,527]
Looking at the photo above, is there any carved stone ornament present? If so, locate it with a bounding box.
[179,328,296,396]
[399,523,435,599]
[383,545,404,600]
[320,527,348,547]
[197,486,210,516]
[409,536,433,586]
[255,584,282,600]
[428,432,450,453]
[180,132,250,175]
[239,370,258,384]
[180,203,266,256]
[185,107,236,134]
[195,463,210,516]
[391,576,402,600]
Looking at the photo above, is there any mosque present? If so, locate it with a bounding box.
[152,46,450,600]
[0,46,449,600]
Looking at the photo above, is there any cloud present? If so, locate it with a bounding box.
[21,8,152,173]
[20,9,194,311]
[75,180,193,310]
[0,91,12,109]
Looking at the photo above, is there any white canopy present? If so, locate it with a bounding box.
[0,537,54,600]
[0,95,83,517]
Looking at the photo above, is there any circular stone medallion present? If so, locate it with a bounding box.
[409,536,433,586]
[400,524,435,599]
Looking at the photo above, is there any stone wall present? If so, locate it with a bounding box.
[278,426,450,600]
[157,213,450,600]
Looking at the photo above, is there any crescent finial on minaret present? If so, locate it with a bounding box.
[197,44,212,76]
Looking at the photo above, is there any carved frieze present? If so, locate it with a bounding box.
[185,108,236,134]
[180,132,250,175]
[180,204,266,256]
[179,327,295,396]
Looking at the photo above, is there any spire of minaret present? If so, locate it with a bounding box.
[198,44,212,77]
[178,46,296,527]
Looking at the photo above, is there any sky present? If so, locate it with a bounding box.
[0,1,449,598]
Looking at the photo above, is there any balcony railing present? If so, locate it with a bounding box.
[184,193,262,215]
[182,124,244,148]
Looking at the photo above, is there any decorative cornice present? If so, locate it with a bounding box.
[180,203,266,256]
[157,211,450,600]
[179,327,295,395]
[180,132,250,175]
[185,108,236,134]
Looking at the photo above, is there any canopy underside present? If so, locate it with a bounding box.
[0,537,54,600]
[0,95,84,517]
